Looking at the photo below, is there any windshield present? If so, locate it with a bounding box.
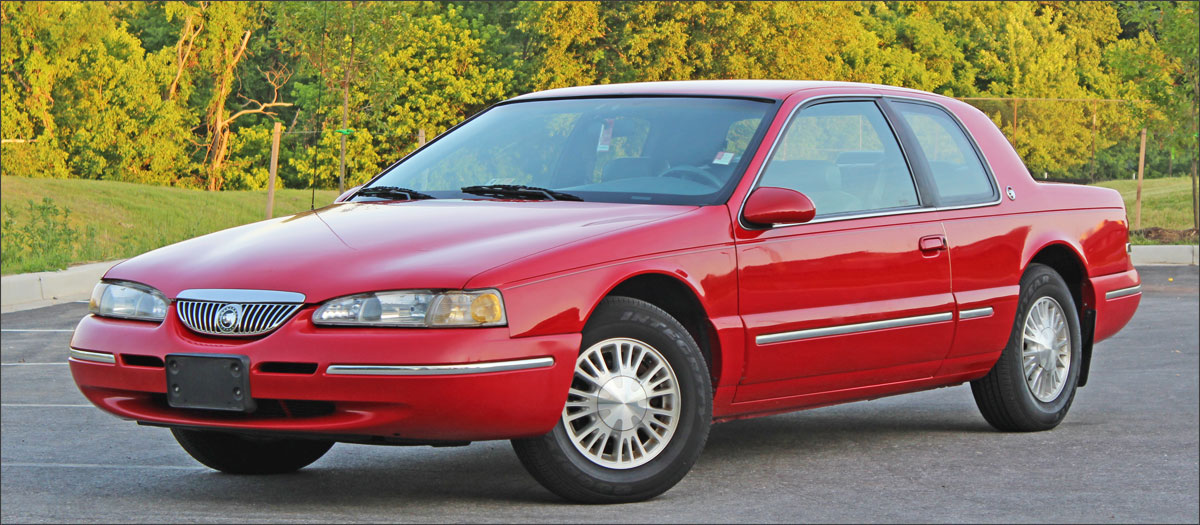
[360,97,775,205]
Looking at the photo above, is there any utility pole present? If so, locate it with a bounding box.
[337,2,358,195]
[1135,128,1146,230]
[266,122,282,219]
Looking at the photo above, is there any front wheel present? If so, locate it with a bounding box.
[512,297,712,503]
[971,263,1082,431]
[171,428,334,474]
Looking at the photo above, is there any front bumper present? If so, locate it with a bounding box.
[68,308,580,441]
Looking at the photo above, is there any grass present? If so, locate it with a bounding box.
[1,176,336,275]
[1093,176,1197,230]
[1,175,1195,275]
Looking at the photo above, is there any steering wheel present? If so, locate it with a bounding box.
[659,166,724,187]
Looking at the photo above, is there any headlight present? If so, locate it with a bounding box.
[312,289,506,327]
[89,281,168,322]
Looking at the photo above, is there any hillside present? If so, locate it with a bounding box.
[1,176,337,275]
[2,175,1195,276]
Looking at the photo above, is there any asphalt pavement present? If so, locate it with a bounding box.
[2,266,1196,523]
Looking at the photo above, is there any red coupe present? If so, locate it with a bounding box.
[70,80,1141,503]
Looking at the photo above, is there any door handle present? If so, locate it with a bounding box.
[919,235,947,252]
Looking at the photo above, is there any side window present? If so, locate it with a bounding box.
[892,102,996,205]
[758,101,918,217]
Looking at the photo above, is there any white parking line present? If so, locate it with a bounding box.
[1,462,204,471]
[0,329,74,332]
[2,404,93,408]
[1,362,68,366]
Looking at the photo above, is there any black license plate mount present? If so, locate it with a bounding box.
[165,354,255,412]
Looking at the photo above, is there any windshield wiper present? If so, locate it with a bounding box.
[459,184,583,202]
[355,185,436,201]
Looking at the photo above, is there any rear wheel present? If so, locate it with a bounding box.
[971,263,1082,431]
[171,428,333,474]
[512,297,712,503]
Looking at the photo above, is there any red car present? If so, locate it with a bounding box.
[70,80,1141,503]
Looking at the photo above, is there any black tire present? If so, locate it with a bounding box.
[171,428,333,474]
[971,263,1082,431]
[512,296,713,503]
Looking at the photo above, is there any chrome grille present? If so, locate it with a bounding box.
[176,300,303,337]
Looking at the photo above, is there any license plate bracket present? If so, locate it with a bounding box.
[165,354,255,412]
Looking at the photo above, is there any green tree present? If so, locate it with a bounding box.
[1,2,194,184]
[1114,1,1199,226]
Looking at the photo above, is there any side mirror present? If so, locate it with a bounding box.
[742,187,816,226]
[334,185,362,203]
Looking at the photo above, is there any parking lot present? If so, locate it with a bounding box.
[2,265,1196,523]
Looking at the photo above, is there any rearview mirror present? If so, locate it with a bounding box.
[742,187,816,226]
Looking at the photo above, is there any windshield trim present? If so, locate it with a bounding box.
[360,95,785,206]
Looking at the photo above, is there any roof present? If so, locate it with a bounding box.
[509,80,933,102]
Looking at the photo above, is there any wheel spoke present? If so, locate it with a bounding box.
[562,337,681,470]
[631,347,647,376]
[1019,296,1074,403]
[577,358,603,384]
[645,373,672,393]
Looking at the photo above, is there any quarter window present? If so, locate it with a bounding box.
[892,101,996,205]
[758,101,919,217]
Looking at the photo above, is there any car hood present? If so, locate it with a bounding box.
[105,200,696,302]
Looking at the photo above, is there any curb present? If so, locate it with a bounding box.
[1,260,124,314]
[1130,245,1199,266]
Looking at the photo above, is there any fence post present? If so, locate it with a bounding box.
[1089,100,1098,183]
[1192,153,1198,230]
[1135,128,1146,230]
[418,128,426,147]
[1011,98,1018,141]
[266,122,282,219]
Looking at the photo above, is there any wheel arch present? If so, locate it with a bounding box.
[594,272,723,385]
[1023,241,1097,387]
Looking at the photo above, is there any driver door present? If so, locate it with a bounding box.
[734,99,956,403]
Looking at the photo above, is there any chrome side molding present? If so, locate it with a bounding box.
[959,306,994,320]
[1105,285,1141,300]
[69,349,116,364]
[176,289,306,304]
[757,311,954,345]
[326,357,555,376]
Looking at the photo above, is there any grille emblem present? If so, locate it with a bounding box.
[175,290,304,337]
[215,304,243,333]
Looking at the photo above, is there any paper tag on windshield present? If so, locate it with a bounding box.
[712,151,734,165]
[596,119,614,152]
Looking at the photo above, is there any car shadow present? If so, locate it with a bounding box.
[703,403,995,460]
[106,401,996,509]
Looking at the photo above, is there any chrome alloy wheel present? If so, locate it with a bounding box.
[562,337,681,469]
[1021,296,1072,402]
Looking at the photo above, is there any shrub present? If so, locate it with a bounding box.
[1,198,97,274]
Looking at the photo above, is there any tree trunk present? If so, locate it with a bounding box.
[167,7,205,101]
[205,29,252,191]
[1193,73,1199,230]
